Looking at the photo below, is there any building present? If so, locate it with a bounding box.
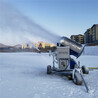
[22,42,55,50]
[34,41,55,49]
[22,43,33,49]
[71,35,78,42]
[15,44,22,49]
[84,24,98,44]
[84,28,92,44]
[22,44,29,49]
[91,24,98,43]
[70,34,84,44]
[33,41,56,52]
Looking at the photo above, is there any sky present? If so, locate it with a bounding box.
[0,0,98,45]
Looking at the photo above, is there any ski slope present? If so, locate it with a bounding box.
[0,53,98,98]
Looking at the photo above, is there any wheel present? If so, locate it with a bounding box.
[73,72,82,85]
[82,66,89,74]
[47,65,51,74]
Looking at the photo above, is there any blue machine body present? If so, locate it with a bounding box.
[70,58,77,69]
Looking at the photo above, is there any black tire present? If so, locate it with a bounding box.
[82,66,89,74]
[73,72,82,85]
[47,65,51,74]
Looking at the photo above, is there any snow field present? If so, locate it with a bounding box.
[0,53,98,98]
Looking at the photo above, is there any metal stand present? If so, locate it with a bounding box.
[47,46,89,93]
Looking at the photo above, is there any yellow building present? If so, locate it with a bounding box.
[34,43,39,48]
[22,42,55,50]
[22,43,32,49]
[78,34,84,44]
[22,44,28,49]
[71,34,84,44]
[34,41,55,49]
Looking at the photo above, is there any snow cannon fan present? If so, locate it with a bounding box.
[47,36,89,92]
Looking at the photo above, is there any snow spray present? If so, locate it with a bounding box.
[0,1,61,45]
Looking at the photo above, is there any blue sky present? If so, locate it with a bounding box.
[7,0,98,37]
[0,0,98,45]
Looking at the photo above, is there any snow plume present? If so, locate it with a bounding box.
[0,1,61,45]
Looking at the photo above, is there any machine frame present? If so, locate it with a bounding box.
[47,45,89,92]
[47,37,89,92]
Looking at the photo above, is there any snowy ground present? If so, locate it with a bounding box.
[0,53,98,98]
[83,45,98,55]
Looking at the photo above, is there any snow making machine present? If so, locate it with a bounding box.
[47,36,89,86]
